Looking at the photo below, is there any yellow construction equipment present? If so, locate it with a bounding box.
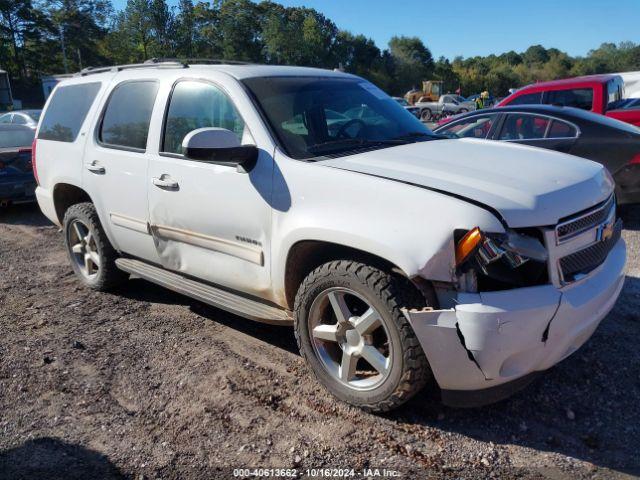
[404,80,443,105]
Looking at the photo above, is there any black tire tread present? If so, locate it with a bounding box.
[63,202,127,291]
[293,260,431,413]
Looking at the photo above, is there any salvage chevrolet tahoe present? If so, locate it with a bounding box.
[34,60,626,411]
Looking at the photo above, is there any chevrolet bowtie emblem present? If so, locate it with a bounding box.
[597,221,614,242]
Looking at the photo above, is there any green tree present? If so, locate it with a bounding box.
[217,0,262,62]
[388,36,434,93]
[123,0,153,60]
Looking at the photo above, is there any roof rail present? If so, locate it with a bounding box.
[146,57,252,66]
[75,60,187,77]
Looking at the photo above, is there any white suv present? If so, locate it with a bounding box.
[34,61,626,411]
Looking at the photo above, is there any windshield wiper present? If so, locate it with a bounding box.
[390,131,447,141]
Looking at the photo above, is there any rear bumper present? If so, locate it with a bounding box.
[404,238,626,406]
[35,186,59,225]
[0,175,36,203]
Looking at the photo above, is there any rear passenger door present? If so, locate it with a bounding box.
[496,113,578,153]
[83,79,161,263]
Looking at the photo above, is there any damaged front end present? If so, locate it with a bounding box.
[404,208,626,407]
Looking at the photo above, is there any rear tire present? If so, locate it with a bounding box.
[63,202,127,291]
[294,260,431,412]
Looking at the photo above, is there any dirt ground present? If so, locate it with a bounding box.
[1,203,639,480]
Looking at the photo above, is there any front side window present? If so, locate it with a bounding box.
[0,113,12,124]
[39,82,101,142]
[100,81,159,150]
[499,114,550,140]
[12,114,27,125]
[162,81,245,155]
[507,92,543,106]
[546,88,593,110]
[243,77,436,159]
[439,114,498,139]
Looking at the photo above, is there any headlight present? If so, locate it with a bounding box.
[455,227,549,290]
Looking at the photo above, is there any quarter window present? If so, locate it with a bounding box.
[162,81,245,155]
[547,120,577,138]
[499,114,550,140]
[440,114,498,139]
[100,81,159,150]
[38,82,101,142]
[547,88,593,110]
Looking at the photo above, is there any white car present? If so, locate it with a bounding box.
[33,61,626,411]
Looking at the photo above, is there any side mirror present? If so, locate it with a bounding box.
[182,127,258,173]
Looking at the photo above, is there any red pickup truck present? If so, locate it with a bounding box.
[497,74,640,127]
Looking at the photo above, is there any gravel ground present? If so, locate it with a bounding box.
[0,203,639,480]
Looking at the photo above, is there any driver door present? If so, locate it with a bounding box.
[147,79,273,297]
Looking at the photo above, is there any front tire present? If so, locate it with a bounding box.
[294,260,431,412]
[63,202,127,291]
[420,109,432,122]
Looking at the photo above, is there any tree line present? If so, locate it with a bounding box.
[2,0,639,105]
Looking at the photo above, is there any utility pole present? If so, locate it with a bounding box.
[77,49,83,71]
[58,24,69,74]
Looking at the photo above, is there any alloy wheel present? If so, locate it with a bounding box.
[308,287,392,391]
[68,219,101,279]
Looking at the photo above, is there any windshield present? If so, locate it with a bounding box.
[243,77,436,159]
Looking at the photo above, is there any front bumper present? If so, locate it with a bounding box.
[404,237,626,406]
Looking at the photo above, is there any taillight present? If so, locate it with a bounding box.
[31,138,39,185]
[630,153,640,166]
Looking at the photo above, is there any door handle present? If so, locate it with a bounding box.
[152,176,179,190]
[86,162,105,174]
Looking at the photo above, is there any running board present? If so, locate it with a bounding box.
[115,258,293,325]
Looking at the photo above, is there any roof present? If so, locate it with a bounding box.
[518,74,618,90]
[189,64,355,80]
[72,60,355,81]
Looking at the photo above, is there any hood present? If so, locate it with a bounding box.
[321,139,613,228]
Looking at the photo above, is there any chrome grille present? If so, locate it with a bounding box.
[559,219,622,281]
[556,195,615,244]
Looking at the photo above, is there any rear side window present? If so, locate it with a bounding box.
[507,92,542,106]
[39,82,101,142]
[99,81,159,151]
[547,88,593,110]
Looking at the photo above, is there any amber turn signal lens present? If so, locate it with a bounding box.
[455,227,484,266]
